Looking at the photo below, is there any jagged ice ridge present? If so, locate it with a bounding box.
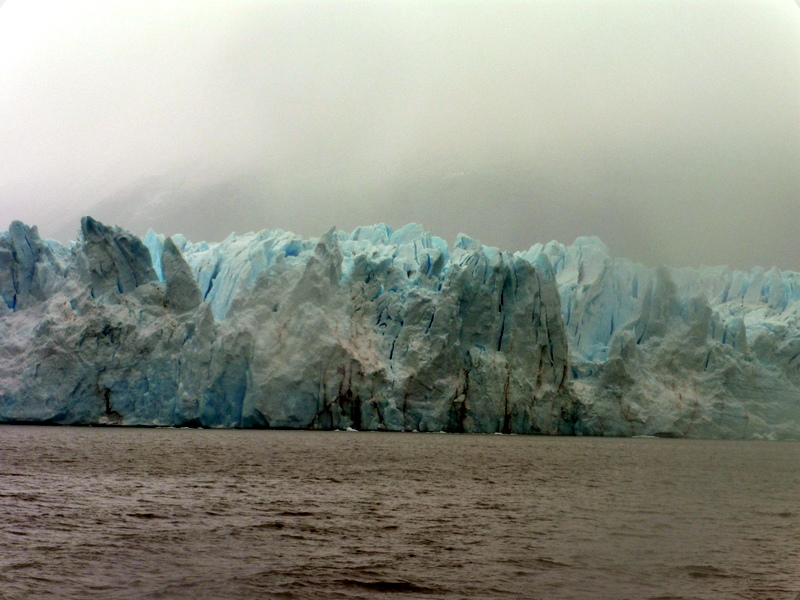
[1,217,798,439]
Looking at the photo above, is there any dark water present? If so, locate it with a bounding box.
[0,427,798,600]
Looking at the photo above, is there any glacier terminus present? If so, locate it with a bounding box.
[1,217,798,439]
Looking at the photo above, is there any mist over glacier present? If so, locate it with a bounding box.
[2,2,798,273]
[1,217,798,439]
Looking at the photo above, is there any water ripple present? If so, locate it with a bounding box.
[0,427,799,599]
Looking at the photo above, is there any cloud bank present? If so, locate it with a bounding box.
[0,0,798,269]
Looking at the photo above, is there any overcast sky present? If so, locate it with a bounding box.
[1,0,798,270]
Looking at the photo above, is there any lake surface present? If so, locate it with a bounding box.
[0,427,798,599]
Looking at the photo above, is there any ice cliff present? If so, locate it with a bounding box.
[1,218,798,439]
[539,237,800,439]
[0,218,572,433]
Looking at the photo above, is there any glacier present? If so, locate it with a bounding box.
[541,237,800,439]
[0,217,798,439]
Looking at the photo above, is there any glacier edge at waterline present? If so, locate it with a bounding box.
[0,217,798,439]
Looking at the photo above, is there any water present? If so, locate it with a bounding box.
[0,427,798,600]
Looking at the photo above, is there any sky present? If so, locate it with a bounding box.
[0,0,798,270]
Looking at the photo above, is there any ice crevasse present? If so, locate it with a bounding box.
[0,218,798,439]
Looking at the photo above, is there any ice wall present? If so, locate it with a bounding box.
[2,218,798,438]
[0,218,574,433]
[536,237,800,439]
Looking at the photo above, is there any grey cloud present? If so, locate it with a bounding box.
[1,0,799,270]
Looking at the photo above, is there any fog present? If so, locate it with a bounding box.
[1,0,798,269]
